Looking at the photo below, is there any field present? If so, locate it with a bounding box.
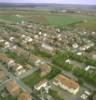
[0,9,96,31]
[0,95,16,100]
[22,70,42,88]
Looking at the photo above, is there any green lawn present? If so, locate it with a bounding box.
[74,19,96,31]
[0,9,96,31]
[46,15,82,26]
[0,95,16,100]
[0,15,25,22]
[22,70,42,88]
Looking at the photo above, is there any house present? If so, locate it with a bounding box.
[29,55,42,65]
[21,34,26,39]
[15,64,24,72]
[76,52,82,56]
[92,31,95,35]
[80,93,88,100]
[79,43,94,51]
[9,37,15,42]
[6,80,20,96]
[24,64,32,70]
[85,65,95,71]
[72,43,79,49]
[23,36,33,44]
[4,41,10,48]
[8,59,15,68]
[56,28,60,33]
[39,63,51,77]
[0,39,4,43]
[21,35,33,44]
[12,64,25,75]
[38,31,42,35]
[65,59,71,64]
[43,33,47,37]
[53,74,79,95]
[41,43,54,53]
[80,90,91,100]
[18,92,32,100]
[34,35,39,40]
[0,53,12,64]
[34,80,48,91]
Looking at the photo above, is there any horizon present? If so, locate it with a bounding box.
[0,2,96,6]
[0,0,96,5]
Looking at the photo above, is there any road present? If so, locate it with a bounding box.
[48,62,78,80]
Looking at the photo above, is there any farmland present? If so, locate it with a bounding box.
[0,9,96,31]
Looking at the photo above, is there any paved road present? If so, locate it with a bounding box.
[16,77,32,93]
[49,62,78,80]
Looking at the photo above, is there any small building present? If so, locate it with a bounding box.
[80,90,91,100]
[8,59,15,68]
[0,53,12,64]
[12,64,26,75]
[34,80,48,91]
[6,80,20,96]
[72,43,79,49]
[4,41,10,48]
[29,55,42,65]
[65,59,71,64]
[9,37,15,42]
[0,39,4,43]
[80,93,88,100]
[76,52,82,56]
[53,74,79,95]
[41,43,54,53]
[18,92,32,100]
[85,65,95,71]
[39,63,51,77]
[23,36,33,44]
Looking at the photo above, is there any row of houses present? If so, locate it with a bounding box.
[6,80,32,100]
[53,74,79,95]
[34,74,80,95]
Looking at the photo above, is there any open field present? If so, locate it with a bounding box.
[22,70,42,88]
[0,9,96,31]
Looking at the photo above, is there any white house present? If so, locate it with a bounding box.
[76,52,82,56]
[85,65,95,71]
[34,80,48,91]
[9,37,15,42]
[8,60,15,68]
[65,59,71,64]
[53,74,79,95]
[4,41,10,48]
[72,43,79,49]
[41,43,54,52]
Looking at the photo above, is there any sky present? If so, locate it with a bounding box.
[0,0,96,5]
